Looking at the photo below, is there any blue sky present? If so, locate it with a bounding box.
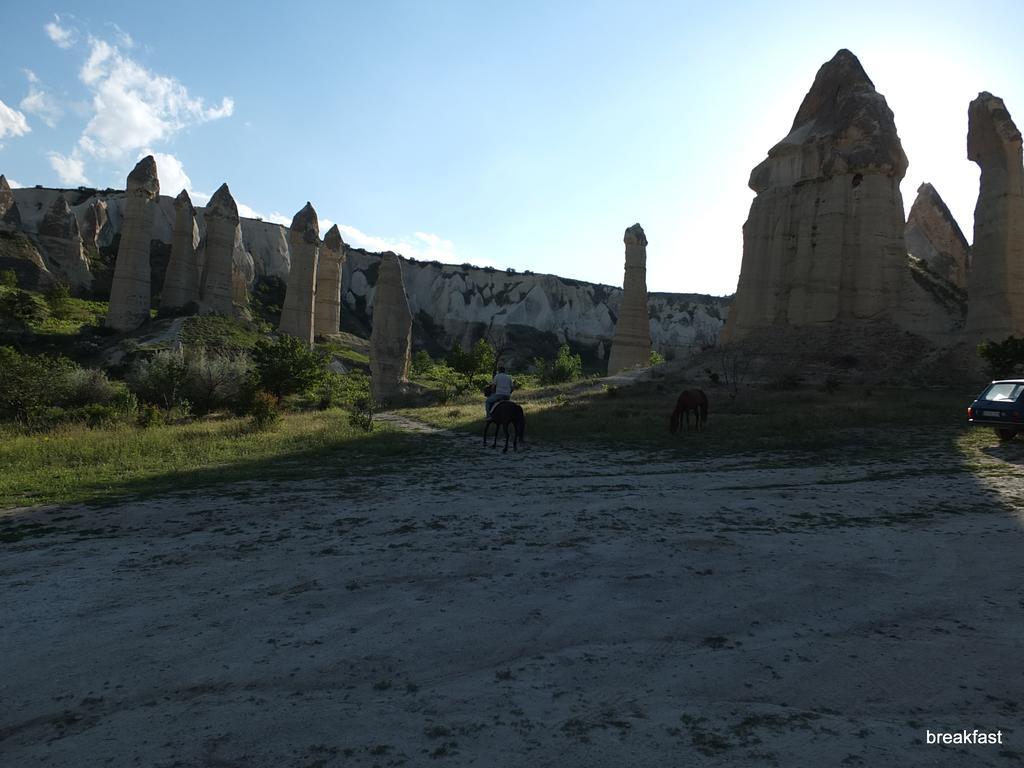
[2,1,1023,296]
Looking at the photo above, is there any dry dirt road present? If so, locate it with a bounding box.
[2,424,1023,767]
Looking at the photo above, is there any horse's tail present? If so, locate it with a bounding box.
[669,409,680,434]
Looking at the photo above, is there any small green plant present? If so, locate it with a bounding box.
[649,349,665,366]
[978,336,1024,379]
[0,269,16,289]
[349,396,376,432]
[0,289,49,330]
[136,404,165,429]
[411,349,432,376]
[253,335,327,400]
[248,391,281,430]
[45,282,73,319]
[534,344,582,384]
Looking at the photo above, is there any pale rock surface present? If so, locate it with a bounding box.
[314,224,347,337]
[198,183,240,316]
[369,252,412,401]
[107,156,159,330]
[80,199,108,250]
[35,195,92,290]
[0,174,21,228]
[965,92,1024,339]
[905,183,969,289]
[722,49,908,343]
[607,224,652,373]
[279,202,320,344]
[161,190,201,312]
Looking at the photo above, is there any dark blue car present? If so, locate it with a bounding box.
[967,379,1024,440]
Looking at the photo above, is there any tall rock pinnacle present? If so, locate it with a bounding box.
[607,223,652,374]
[199,183,241,316]
[370,252,412,402]
[106,156,159,331]
[905,182,969,289]
[314,224,347,337]
[279,202,320,344]
[965,92,1024,339]
[722,49,909,343]
[161,190,201,312]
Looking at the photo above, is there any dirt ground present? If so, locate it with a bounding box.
[2,421,1023,767]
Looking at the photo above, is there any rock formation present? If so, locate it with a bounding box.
[314,224,347,337]
[722,49,908,343]
[0,175,21,228]
[279,202,320,344]
[161,190,201,312]
[905,183,970,289]
[607,223,652,373]
[106,156,159,330]
[369,252,412,402]
[199,183,240,316]
[965,92,1024,340]
[35,195,92,291]
[80,199,108,249]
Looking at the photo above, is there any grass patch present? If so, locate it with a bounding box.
[0,409,435,508]
[180,315,264,351]
[33,296,108,335]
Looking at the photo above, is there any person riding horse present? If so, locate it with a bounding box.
[484,366,515,420]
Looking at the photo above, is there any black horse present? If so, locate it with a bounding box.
[484,400,526,452]
[669,389,709,433]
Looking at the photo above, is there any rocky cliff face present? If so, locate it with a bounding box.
[905,183,970,289]
[723,49,911,342]
[965,92,1024,340]
[2,184,728,357]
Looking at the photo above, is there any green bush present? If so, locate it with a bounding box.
[181,348,255,414]
[136,404,165,428]
[45,282,73,320]
[62,367,119,406]
[0,346,75,421]
[0,289,49,330]
[411,350,433,376]
[248,391,281,430]
[649,349,665,366]
[127,349,189,409]
[349,396,376,432]
[315,370,371,410]
[0,269,16,289]
[446,339,495,389]
[978,336,1024,379]
[253,335,327,400]
[534,344,582,384]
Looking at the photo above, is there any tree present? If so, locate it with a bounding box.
[533,344,583,384]
[978,336,1024,379]
[0,289,49,330]
[252,335,327,401]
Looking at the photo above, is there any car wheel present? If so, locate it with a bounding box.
[995,428,1018,441]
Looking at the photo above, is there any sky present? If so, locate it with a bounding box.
[1,0,1023,297]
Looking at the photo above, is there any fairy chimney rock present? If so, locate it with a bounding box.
[199,183,240,316]
[0,175,21,227]
[106,156,159,330]
[722,49,909,343]
[161,190,201,312]
[607,223,652,374]
[966,92,1024,339]
[81,199,108,248]
[279,202,320,344]
[370,251,413,402]
[36,195,92,290]
[905,183,970,289]
[314,224,347,337]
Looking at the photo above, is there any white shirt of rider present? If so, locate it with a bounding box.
[492,372,513,396]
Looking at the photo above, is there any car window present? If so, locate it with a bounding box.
[982,383,1024,402]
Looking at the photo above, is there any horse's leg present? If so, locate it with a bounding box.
[502,423,510,453]
[492,422,499,448]
[483,421,491,446]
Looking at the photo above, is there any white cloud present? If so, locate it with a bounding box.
[148,151,192,196]
[20,71,63,128]
[7,179,23,188]
[74,36,234,163]
[335,224,478,264]
[45,15,76,49]
[0,99,31,139]
[107,23,134,49]
[235,202,290,225]
[48,150,91,186]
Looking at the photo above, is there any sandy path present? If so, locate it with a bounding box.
[2,426,1023,767]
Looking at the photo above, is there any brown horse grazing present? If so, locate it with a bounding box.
[669,389,708,433]
[484,400,526,452]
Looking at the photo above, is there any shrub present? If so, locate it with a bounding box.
[248,391,281,430]
[127,349,188,409]
[62,367,118,406]
[978,336,1024,379]
[136,404,165,428]
[446,339,496,389]
[0,289,49,330]
[410,349,432,377]
[349,396,376,432]
[0,269,16,289]
[181,348,255,414]
[315,371,371,410]
[649,349,665,366]
[534,344,582,384]
[0,346,75,421]
[45,282,73,319]
[253,335,327,400]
